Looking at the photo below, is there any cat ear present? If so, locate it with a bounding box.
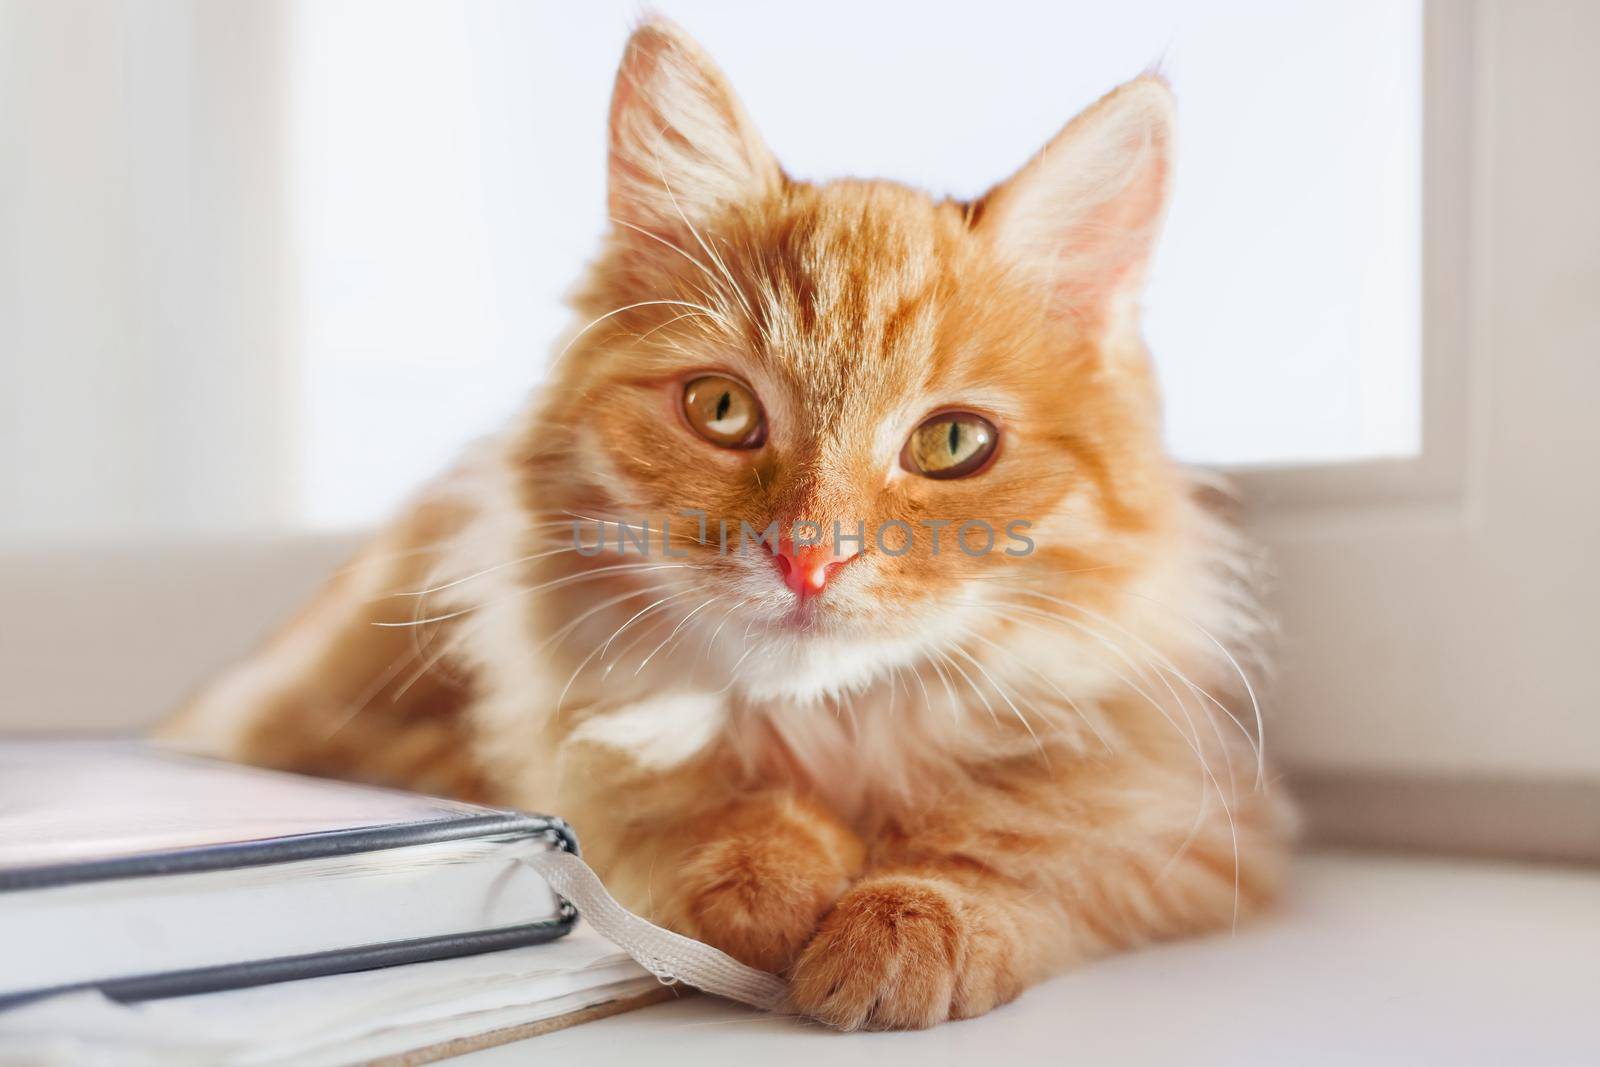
[976,76,1175,333]
[607,19,781,238]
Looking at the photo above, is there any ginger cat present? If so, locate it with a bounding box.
[163,20,1288,1029]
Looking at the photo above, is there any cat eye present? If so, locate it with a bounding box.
[901,411,999,480]
[681,375,766,449]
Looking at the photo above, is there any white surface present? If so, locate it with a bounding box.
[462,852,1600,1067]
[0,923,654,1067]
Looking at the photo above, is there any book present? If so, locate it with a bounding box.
[0,740,786,1064]
[0,923,673,1065]
[0,739,664,1061]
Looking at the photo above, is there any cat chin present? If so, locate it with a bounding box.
[718,583,996,705]
[737,672,872,707]
[727,632,925,706]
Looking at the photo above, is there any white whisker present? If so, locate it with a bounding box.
[552,298,725,368]
[556,589,699,715]
[949,644,1049,764]
[373,562,692,629]
[634,595,721,676]
[995,583,1263,788]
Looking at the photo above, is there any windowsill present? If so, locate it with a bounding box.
[459,850,1599,1064]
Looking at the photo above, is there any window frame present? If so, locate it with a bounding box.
[1229,0,1473,514]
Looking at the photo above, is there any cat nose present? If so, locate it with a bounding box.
[770,537,859,598]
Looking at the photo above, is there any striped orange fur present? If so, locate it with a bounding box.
[162,18,1290,1029]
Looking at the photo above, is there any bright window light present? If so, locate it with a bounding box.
[289,0,1423,525]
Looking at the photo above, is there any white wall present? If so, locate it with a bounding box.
[0,1,291,544]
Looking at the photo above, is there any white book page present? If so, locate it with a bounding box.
[0,923,657,1066]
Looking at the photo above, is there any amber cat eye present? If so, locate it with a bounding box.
[682,375,766,449]
[901,411,999,479]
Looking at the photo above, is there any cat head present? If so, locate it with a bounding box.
[521,20,1186,705]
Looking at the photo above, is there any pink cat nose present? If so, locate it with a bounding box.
[771,537,859,598]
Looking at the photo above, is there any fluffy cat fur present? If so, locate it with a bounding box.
[162,19,1290,1030]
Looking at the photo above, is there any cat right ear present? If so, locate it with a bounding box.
[975,75,1175,337]
[607,19,781,241]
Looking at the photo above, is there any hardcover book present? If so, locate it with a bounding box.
[0,740,667,1062]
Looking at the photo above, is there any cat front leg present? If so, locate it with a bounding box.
[662,792,867,972]
[788,752,1288,1029]
[565,751,867,974]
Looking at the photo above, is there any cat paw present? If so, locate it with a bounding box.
[671,798,862,973]
[788,875,1021,1030]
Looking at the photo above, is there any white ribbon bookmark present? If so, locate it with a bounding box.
[521,848,789,1012]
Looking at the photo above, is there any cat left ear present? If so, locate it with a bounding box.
[976,75,1175,335]
[607,19,781,239]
